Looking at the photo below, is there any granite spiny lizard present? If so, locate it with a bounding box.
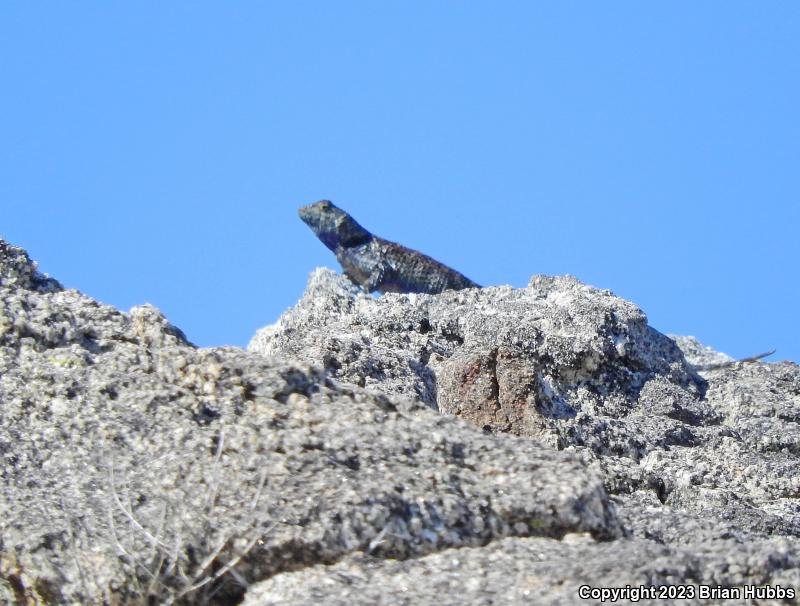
[299,200,480,294]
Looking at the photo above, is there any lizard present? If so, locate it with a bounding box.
[298,200,480,294]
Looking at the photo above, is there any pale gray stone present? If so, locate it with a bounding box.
[0,242,619,605]
[242,534,800,606]
[3,238,799,605]
[248,267,800,605]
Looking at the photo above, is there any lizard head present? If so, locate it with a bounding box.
[298,200,371,251]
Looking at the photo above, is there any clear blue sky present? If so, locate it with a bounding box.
[2,3,798,362]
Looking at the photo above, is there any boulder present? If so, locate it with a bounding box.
[2,240,798,605]
[0,242,619,605]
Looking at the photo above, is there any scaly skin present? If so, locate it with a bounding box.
[298,200,480,294]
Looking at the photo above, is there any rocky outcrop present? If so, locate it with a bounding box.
[249,268,800,604]
[243,535,800,606]
[0,242,618,605]
[2,239,798,605]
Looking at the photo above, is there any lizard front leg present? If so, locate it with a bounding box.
[336,244,391,293]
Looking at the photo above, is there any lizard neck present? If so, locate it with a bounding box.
[325,215,372,251]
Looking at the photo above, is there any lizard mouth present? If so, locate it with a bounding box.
[297,205,314,224]
[298,200,335,227]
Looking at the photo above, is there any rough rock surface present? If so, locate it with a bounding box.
[0,241,617,604]
[669,334,735,368]
[248,268,800,604]
[2,239,799,605]
[249,269,720,460]
[243,535,800,606]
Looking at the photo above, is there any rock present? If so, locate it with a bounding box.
[250,270,726,463]
[0,242,619,605]
[249,267,800,604]
[3,238,799,605]
[669,334,735,368]
[0,239,62,294]
[250,270,707,443]
[242,534,800,606]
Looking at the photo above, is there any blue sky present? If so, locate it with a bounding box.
[2,3,798,362]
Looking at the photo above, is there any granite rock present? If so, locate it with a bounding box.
[0,242,618,605]
[248,267,800,604]
[2,239,799,605]
[243,534,800,606]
